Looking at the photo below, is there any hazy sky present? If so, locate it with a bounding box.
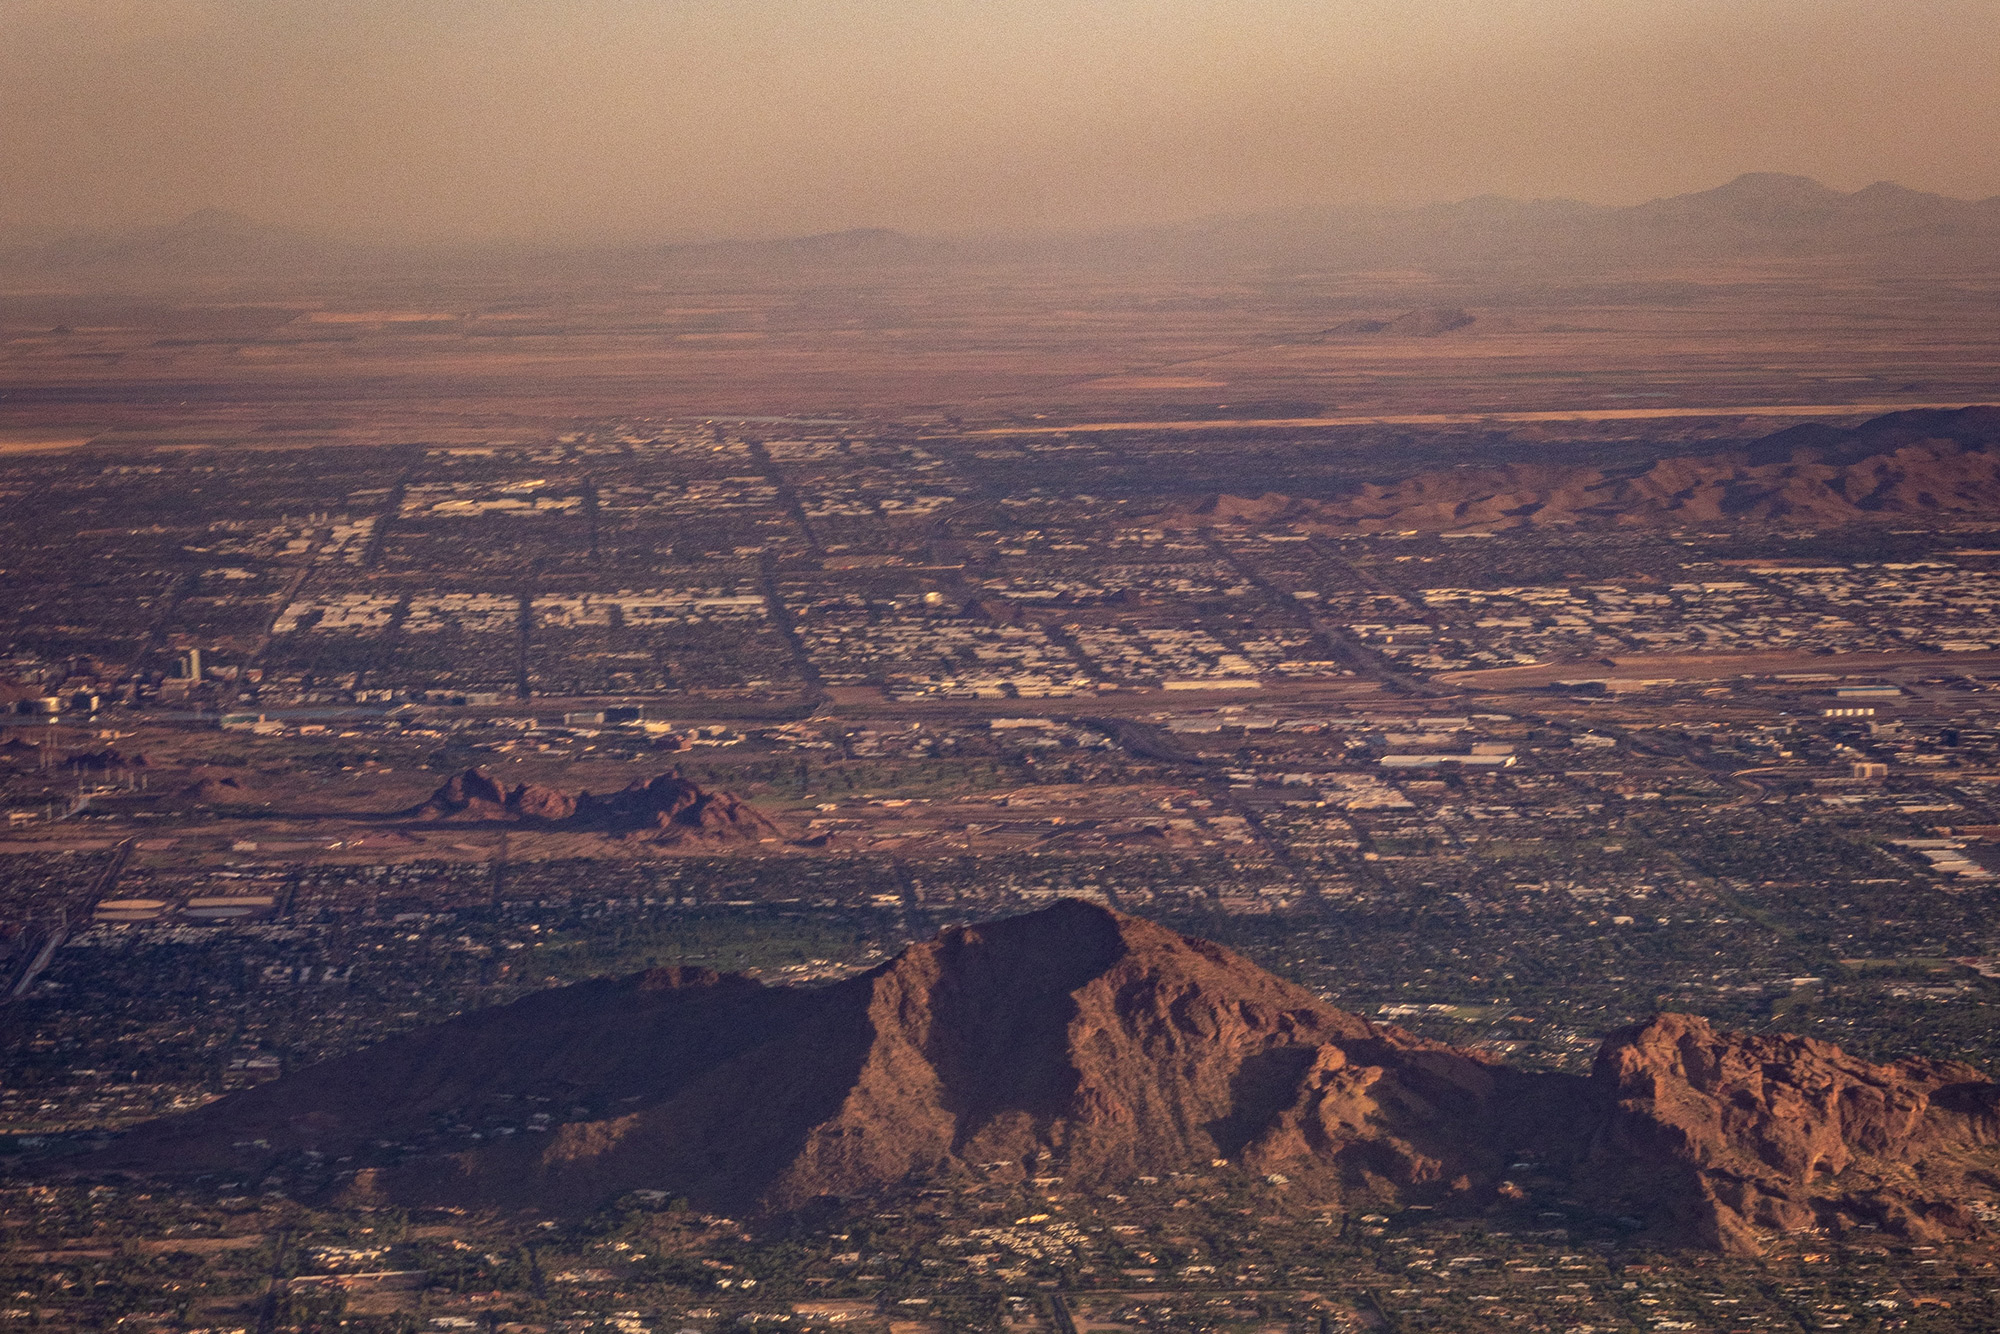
[4,0,1997,241]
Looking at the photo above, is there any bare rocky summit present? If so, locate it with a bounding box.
[93,902,2000,1253]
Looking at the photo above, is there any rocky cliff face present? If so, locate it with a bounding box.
[745,902,1514,1210]
[94,902,2000,1253]
[1579,1013,2000,1253]
[400,767,782,843]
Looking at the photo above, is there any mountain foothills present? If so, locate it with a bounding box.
[94,902,2000,1256]
[1166,406,2000,534]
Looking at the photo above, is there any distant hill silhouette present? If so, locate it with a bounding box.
[0,209,345,279]
[10,176,1998,281]
[92,901,2000,1254]
[1140,173,2000,267]
[657,227,950,267]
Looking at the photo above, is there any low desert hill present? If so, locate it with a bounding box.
[93,901,2000,1254]
[1165,405,2000,533]
[398,766,783,844]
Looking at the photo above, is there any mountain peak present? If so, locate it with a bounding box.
[1854,179,1931,199]
[1704,171,1842,201]
[87,902,2000,1252]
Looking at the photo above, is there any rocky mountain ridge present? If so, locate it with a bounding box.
[398,766,783,843]
[1165,405,2000,533]
[94,902,2000,1254]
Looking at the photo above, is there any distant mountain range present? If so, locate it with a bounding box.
[6,175,1997,281]
[0,208,349,280]
[91,901,2000,1255]
[1138,172,2000,268]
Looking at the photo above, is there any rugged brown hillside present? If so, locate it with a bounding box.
[91,902,2000,1253]
[400,767,783,843]
[1164,405,2000,533]
[1578,1013,2000,1253]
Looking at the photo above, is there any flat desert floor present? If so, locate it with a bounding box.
[2,254,1995,448]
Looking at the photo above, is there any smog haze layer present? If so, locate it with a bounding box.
[5,0,1999,243]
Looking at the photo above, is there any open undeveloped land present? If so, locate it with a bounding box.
[4,254,1996,447]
